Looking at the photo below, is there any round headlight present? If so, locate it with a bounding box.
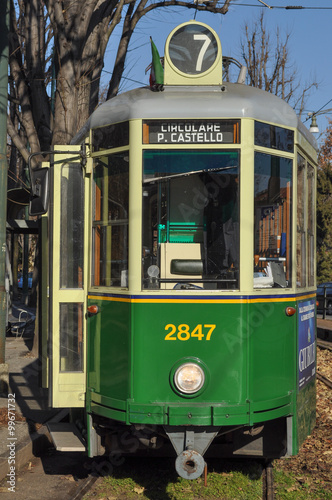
[174,363,205,394]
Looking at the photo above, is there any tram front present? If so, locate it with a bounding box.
[30,21,317,481]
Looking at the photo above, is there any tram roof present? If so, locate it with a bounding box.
[72,82,316,149]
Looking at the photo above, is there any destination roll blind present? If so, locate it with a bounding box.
[143,119,240,144]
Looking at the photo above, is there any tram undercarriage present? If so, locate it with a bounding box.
[89,415,288,479]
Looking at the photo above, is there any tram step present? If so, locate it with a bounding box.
[47,422,86,452]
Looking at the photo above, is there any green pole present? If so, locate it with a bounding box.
[22,207,29,305]
[0,0,9,393]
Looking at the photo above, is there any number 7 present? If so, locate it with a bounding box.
[193,34,211,72]
[204,324,216,340]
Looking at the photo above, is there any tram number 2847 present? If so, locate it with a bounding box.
[164,324,216,341]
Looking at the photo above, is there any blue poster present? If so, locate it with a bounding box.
[298,299,316,390]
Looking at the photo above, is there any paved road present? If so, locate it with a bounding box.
[0,448,98,500]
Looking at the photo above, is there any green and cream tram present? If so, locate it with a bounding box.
[32,21,317,479]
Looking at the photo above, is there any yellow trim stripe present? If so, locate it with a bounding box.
[88,293,316,305]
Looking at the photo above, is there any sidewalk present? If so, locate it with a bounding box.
[0,304,58,482]
[317,315,332,341]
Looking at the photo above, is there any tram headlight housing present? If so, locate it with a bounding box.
[174,363,205,394]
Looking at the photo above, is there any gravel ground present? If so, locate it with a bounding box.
[275,346,332,493]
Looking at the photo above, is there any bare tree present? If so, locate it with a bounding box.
[239,12,317,116]
[8,0,233,165]
[6,0,235,318]
[317,120,332,281]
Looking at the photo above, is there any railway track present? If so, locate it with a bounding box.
[262,461,274,500]
[317,339,332,351]
[317,338,332,389]
[68,475,101,500]
[79,459,277,500]
[317,372,332,390]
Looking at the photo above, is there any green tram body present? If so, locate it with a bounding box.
[38,22,317,478]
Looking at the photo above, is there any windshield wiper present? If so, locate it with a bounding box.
[143,166,236,184]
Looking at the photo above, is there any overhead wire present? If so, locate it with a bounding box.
[102,68,146,87]
[312,98,332,116]
[303,98,332,122]
[226,2,332,9]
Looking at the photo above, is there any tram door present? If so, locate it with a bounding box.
[48,147,89,407]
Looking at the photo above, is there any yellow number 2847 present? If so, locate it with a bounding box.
[164,324,216,341]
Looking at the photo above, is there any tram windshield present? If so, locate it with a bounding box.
[142,150,239,290]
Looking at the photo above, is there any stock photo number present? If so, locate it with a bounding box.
[7,394,16,437]
[7,393,16,492]
[164,324,216,341]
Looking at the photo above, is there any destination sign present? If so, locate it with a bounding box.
[143,120,240,144]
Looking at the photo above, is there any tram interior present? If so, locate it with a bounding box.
[91,149,292,291]
[143,150,292,291]
[142,150,239,290]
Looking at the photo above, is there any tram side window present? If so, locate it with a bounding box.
[254,152,292,288]
[297,154,306,287]
[296,157,315,289]
[142,150,240,290]
[60,164,84,289]
[255,121,294,153]
[92,153,129,287]
[60,303,84,372]
[307,164,315,287]
[92,122,129,152]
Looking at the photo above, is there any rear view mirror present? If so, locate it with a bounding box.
[29,167,49,216]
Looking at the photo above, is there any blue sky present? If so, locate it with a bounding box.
[103,0,332,138]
